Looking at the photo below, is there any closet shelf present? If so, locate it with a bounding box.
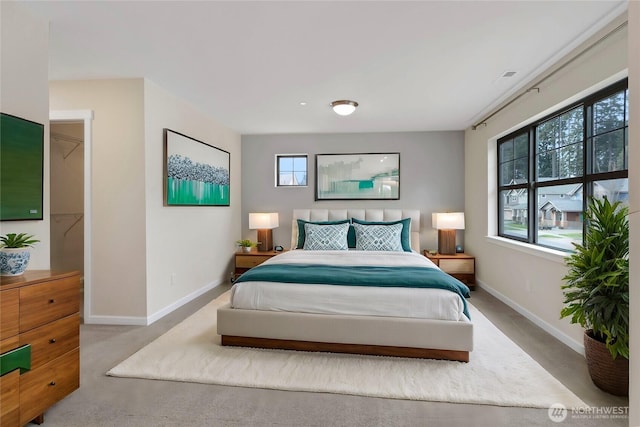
[51,213,84,236]
[51,132,83,159]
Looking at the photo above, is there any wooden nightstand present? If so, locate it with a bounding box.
[233,250,281,282]
[423,251,476,290]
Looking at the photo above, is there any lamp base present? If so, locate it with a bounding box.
[257,229,273,252]
[437,229,456,255]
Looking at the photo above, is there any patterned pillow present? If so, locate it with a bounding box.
[352,222,403,251]
[296,219,350,249]
[303,222,350,250]
[351,217,412,252]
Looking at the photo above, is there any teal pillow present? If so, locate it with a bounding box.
[351,217,412,252]
[347,225,356,248]
[296,219,350,249]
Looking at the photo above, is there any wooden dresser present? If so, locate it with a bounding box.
[0,271,80,426]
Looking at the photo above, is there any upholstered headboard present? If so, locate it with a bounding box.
[291,209,421,252]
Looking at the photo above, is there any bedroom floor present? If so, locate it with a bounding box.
[40,284,628,427]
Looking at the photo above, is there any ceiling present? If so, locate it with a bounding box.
[19,1,627,135]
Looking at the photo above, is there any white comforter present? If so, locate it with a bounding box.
[230,250,467,321]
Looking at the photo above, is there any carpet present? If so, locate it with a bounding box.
[107,291,586,408]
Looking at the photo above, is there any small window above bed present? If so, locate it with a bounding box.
[275,154,308,187]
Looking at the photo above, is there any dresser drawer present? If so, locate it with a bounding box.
[20,314,79,370]
[439,259,474,274]
[236,255,272,268]
[19,348,79,426]
[19,276,79,332]
[0,336,20,356]
[0,289,19,341]
[0,369,20,427]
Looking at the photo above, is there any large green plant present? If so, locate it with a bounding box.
[561,197,629,360]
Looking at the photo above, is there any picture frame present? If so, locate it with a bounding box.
[164,129,230,206]
[315,153,400,200]
[0,113,44,220]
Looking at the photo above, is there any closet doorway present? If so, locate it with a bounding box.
[50,110,93,322]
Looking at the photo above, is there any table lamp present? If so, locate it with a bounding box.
[432,212,465,255]
[249,212,279,252]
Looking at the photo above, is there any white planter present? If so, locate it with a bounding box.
[241,246,252,253]
[0,247,31,276]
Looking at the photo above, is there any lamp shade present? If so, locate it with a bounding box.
[331,100,358,116]
[249,212,279,230]
[432,212,465,230]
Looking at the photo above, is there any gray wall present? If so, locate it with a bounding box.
[241,131,465,251]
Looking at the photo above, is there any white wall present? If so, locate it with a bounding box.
[627,2,639,424]
[143,79,241,319]
[464,14,628,352]
[241,132,465,251]
[0,1,50,269]
[50,79,241,323]
[49,79,147,319]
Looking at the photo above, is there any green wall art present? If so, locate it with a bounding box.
[0,113,44,220]
[315,153,400,200]
[164,129,230,206]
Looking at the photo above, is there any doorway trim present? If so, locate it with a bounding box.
[50,110,94,322]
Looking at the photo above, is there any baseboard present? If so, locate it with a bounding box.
[85,279,222,326]
[146,279,222,325]
[477,279,585,356]
[84,314,148,326]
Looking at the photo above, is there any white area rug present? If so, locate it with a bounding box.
[107,292,586,408]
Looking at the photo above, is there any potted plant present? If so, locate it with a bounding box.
[560,197,629,396]
[0,233,40,276]
[236,239,258,253]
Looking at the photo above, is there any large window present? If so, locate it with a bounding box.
[275,154,307,187]
[498,79,628,251]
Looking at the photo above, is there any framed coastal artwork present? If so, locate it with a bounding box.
[164,129,230,206]
[315,153,400,200]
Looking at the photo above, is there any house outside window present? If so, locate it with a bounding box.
[498,79,628,251]
[276,154,308,187]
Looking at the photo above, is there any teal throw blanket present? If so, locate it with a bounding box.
[235,264,471,319]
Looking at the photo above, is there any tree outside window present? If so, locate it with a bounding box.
[497,80,628,251]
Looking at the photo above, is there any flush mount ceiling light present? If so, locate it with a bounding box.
[331,100,358,116]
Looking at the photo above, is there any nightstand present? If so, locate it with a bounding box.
[423,251,476,290]
[233,250,281,282]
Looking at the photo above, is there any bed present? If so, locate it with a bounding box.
[217,209,474,362]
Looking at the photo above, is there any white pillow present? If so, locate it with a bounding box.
[303,222,349,250]
[353,222,403,251]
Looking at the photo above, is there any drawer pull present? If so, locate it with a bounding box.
[49,299,56,304]
[49,338,57,344]
[49,381,56,386]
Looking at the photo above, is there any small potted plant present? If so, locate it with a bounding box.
[561,197,629,396]
[0,233,40,276]
[236,239,258,253]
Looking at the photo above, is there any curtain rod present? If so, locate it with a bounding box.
[472,20,628,131]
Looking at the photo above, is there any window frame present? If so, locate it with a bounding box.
[497,79,628,251]
[275,154,308,188]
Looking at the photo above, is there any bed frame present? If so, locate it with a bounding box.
[217,209,474,362]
